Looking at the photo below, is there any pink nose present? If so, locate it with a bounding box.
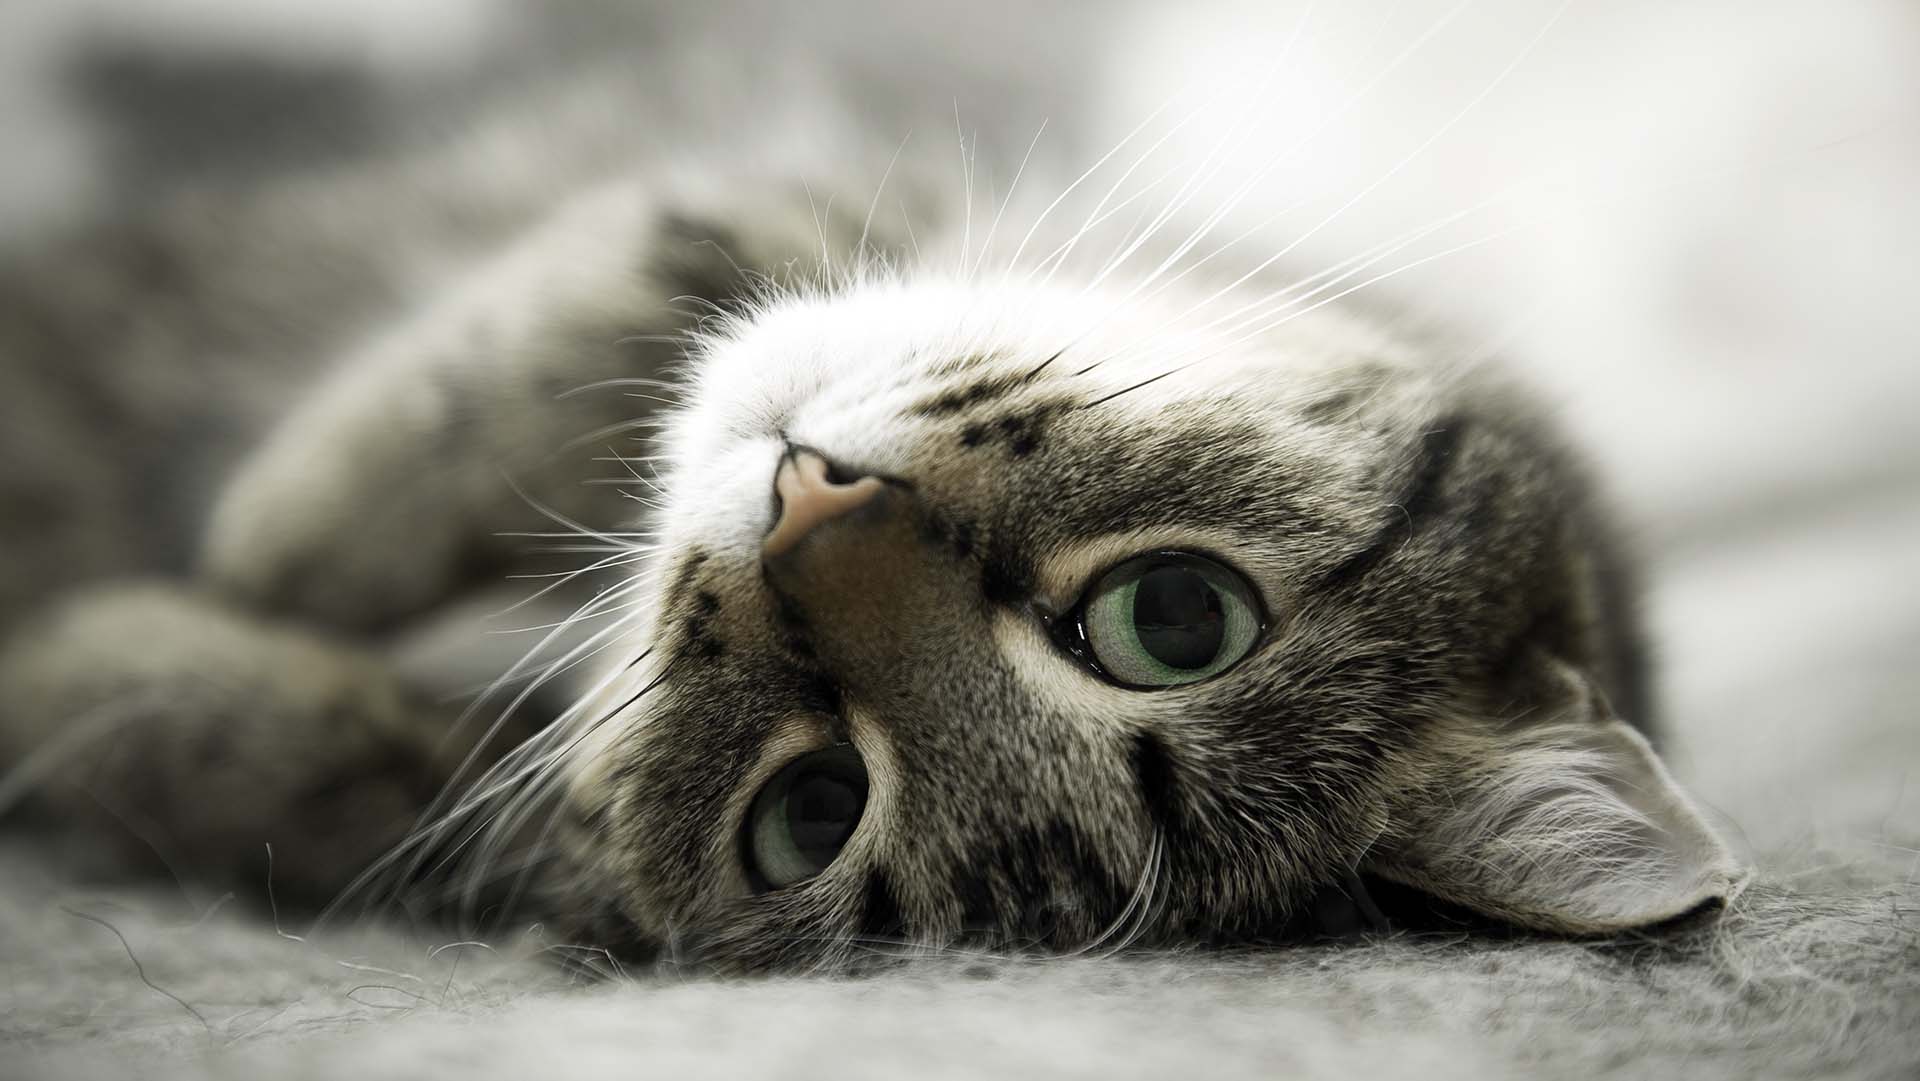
[763,449,885,558]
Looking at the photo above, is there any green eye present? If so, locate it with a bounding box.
[744,745,869,891]
[1072,552,1263,688]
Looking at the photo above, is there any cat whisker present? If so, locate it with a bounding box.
[504,475,650,555]
[1093,0,1470,315]
[318,603,661,927]
[554,376,685,400]
[1170,0,1570,337]
[589,455,669,468]
[1040,0,1456,361]
[1171,164,1551,324]
[1069,828,1166,960]
[1024,67,1274,289]
[554,415,672,456]
[396,649,673,926]
[491,545,653,611]
[1067,185,1547,404]
[896,198,923,263]
[1060,0,1550,387]
[1029,115,1202,286]
[1087,14,1321,302]
[606,442,673,502]
[858,131,914,278]
[669,287,731,316]
[1193,222,1528,373]
[508,544,657,556]
[1077,27,1300,293]
[1005,93,1183,273]
[486,597,652,637]
[495,530,659,538]
[953,100,975,277]
[968,119,1049,280]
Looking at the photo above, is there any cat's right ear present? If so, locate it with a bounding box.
[1365,654,1749,935]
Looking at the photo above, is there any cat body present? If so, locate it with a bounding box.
[0,11,1745,972]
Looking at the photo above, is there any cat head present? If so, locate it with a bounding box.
[553,273,1747,970]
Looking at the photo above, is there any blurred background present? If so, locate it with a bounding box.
[1,0,1917,857]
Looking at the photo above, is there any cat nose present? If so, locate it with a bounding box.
[763,448,886,557]
[760,446,962,690]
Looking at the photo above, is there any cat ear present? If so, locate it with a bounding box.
[1367,658,1749,934]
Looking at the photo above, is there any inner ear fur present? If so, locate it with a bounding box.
[1367,653,1749,935]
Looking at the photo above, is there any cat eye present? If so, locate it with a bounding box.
[1059,551,1264,688]
[743,744,869,891]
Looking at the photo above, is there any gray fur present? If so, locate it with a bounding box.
[0,0,1761,975]
[0,137,1743,977]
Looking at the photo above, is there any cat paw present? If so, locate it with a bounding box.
[200,369,480,629]
[0,582,466,902]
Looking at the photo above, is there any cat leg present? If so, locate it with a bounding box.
[0,582,477,906]
[198,179,692,630]
[201,167,909,631]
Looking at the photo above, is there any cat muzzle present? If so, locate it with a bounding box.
[760,447,975,686]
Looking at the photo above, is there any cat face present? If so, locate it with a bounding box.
[557,276,1745,971]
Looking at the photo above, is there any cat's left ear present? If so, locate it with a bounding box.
[1366,655,1749,934]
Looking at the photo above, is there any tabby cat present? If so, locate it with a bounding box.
[0,8,1745,973]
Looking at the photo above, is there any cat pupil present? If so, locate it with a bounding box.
[786,769,864,864]
[1131,565,1226,669]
